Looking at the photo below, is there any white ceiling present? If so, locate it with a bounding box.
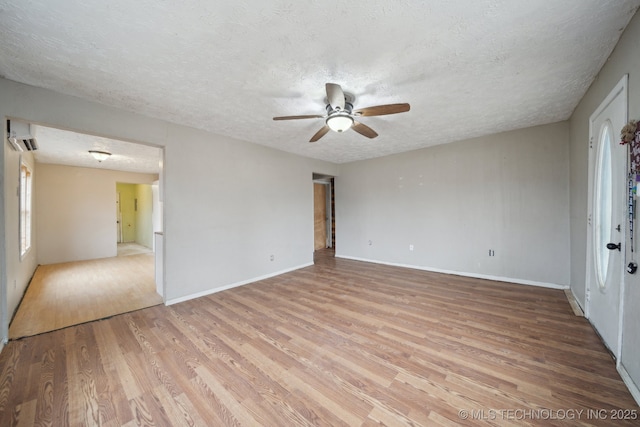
[1,1,639,166]
[30,125,162,174]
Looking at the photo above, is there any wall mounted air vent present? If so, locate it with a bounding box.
[6,120,38,151]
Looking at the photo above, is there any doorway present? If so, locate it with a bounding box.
[5,123,165,339]
[586,75,627,357]
[116,182,154,251]
[313,174,335,259]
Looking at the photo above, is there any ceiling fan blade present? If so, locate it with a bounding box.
[273,114,324,121]
[309,125,330,142]
[353,103,410,117]
[352,121,378,139]
[326,83,345,110]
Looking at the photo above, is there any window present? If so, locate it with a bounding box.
[594,121,613,289]
[20,162,32,257]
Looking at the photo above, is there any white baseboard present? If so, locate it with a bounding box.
[618,363,640,406]
[167,255,568,305]
[165,262,313,306]
[335,255,569,290]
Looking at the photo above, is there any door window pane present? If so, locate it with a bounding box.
[594,121,613,289]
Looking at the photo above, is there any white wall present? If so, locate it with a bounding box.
[36,164,157,264]
[162,126,331,303]
[337,122,570,287]
[569,10,640,400]
[0,77,339,344]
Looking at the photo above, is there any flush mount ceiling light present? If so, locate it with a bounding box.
[89,150,111,162]
[326,113,354,133]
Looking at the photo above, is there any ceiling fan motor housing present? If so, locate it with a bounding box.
[326,101,353,114]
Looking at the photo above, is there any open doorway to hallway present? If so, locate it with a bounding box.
[116,181,159,252]
[313,173,335,262]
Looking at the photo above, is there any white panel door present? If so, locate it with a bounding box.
[586,76,627,356]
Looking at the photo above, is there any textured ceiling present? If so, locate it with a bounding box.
[30,125,162,174]
[1,1,639,165]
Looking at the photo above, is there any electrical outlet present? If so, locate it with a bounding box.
[270,254,274,261]
[488,249,495,257]
[368,240,372,246]
[409,244,414,251]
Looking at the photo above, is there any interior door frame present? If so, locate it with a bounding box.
[313,175,334,250]
[585,74,628,359]
[323,181,333,248]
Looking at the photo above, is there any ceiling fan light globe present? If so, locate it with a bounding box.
[326,115,353,133]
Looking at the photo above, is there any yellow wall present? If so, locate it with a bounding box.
[135,184,153,248]
[116,183,137,243]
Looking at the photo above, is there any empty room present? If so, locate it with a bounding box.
[1,1,640,426]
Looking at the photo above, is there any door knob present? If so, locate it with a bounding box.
[606,242,621,251]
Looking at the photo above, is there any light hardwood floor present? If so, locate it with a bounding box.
[0,253,637,426]
[9,253,163,339]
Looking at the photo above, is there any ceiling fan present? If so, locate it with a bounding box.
[273,83,410,142]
